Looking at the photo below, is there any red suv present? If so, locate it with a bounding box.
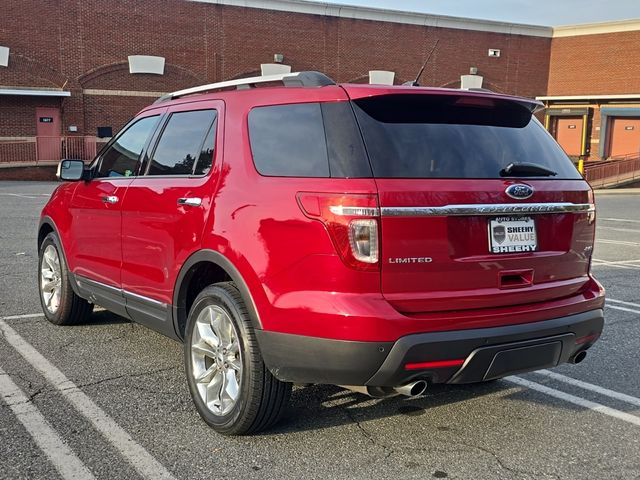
[39,71,604,434]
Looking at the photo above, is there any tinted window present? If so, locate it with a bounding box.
[321,102,372,178]
[249,103,330,177]
[194,122,216,176]
[147,110,216,176]
[96,115,159,178]
[353,94,582,179]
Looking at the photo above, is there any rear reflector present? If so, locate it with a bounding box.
[575,333,600,345]
[405,359,465,370]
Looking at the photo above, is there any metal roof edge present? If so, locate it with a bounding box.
[537,94,640,101]
[552,19,640,37]
[190,0,553,37]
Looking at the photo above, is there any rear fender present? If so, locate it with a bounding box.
[172,249,263,340]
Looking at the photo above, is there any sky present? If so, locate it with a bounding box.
[321,0,640,26]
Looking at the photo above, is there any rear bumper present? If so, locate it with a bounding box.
[257,308,604,386]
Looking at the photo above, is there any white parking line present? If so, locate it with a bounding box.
[0,319,177,480]
[596,239,640,247]
[592,259,640,270]
[2,313,45,321]
[592,259,640,265]
[533,370,640,408]
[608,298,640,309]
[607,305,640,315]
[601,217,640,225]
[506,376,640,427]
[597,226,640,234]
[0,193,50,199]
[0,366,96,480]
[605,298,640,315]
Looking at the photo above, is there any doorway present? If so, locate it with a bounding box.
[35,107,61,162]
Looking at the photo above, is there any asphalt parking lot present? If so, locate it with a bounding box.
[0,181,638,480]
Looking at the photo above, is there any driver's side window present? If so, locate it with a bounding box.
[94,115,159,178]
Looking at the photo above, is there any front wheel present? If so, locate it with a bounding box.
[38,232,92,325]
[184,282,291,435]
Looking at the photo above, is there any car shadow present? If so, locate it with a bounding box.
[87,308,131,325]
[264,375,605,435]
[265,381,508,435]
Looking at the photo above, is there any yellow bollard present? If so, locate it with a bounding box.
[578,159,584,175]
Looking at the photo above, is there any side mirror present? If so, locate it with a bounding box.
[57,159,87,181]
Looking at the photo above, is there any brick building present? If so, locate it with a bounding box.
[540,21,640,161]
[0,0,638,176]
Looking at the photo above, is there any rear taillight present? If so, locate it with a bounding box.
[588,189,596,225]
[297,192,380,271]
[587,189,596,273]
[348,219,378,263]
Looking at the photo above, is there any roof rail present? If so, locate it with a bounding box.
[154,71,335,104]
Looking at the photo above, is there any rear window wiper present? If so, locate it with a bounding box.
[500,162,557,177]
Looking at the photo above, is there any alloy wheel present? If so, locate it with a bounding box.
[190,305,243,416]
[40,245,62,313]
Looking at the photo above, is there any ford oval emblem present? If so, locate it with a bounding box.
[505,184,534,200]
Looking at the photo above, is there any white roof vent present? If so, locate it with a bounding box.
[460,74,484,89]
[128,55,165,75]
[0,46,9,67]
[369,70,395,85]
[261,63,292,76]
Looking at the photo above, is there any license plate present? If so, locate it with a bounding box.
[488,216,537,254]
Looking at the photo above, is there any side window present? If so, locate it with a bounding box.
[95,115,159,178]
[147,110,217,176]
[248,103,330,177]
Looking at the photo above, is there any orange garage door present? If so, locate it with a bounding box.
[609,117,640,158]
[555,117,583,156]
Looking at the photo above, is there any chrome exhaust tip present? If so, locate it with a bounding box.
[394,380,428,397]
[569,350,587,364]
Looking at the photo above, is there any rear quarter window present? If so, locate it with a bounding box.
[249,103,329,177]
[248,102,371,178]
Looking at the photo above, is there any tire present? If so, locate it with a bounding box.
[184,282,291,435]
[38,232,92,325]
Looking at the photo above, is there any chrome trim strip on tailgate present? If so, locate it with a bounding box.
[380,203,595,217]
[329,206,381,216]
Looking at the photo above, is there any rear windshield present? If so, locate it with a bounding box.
[352,94,581,179]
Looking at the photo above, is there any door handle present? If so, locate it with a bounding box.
[177,197,202,207]
[102,195,119,204]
